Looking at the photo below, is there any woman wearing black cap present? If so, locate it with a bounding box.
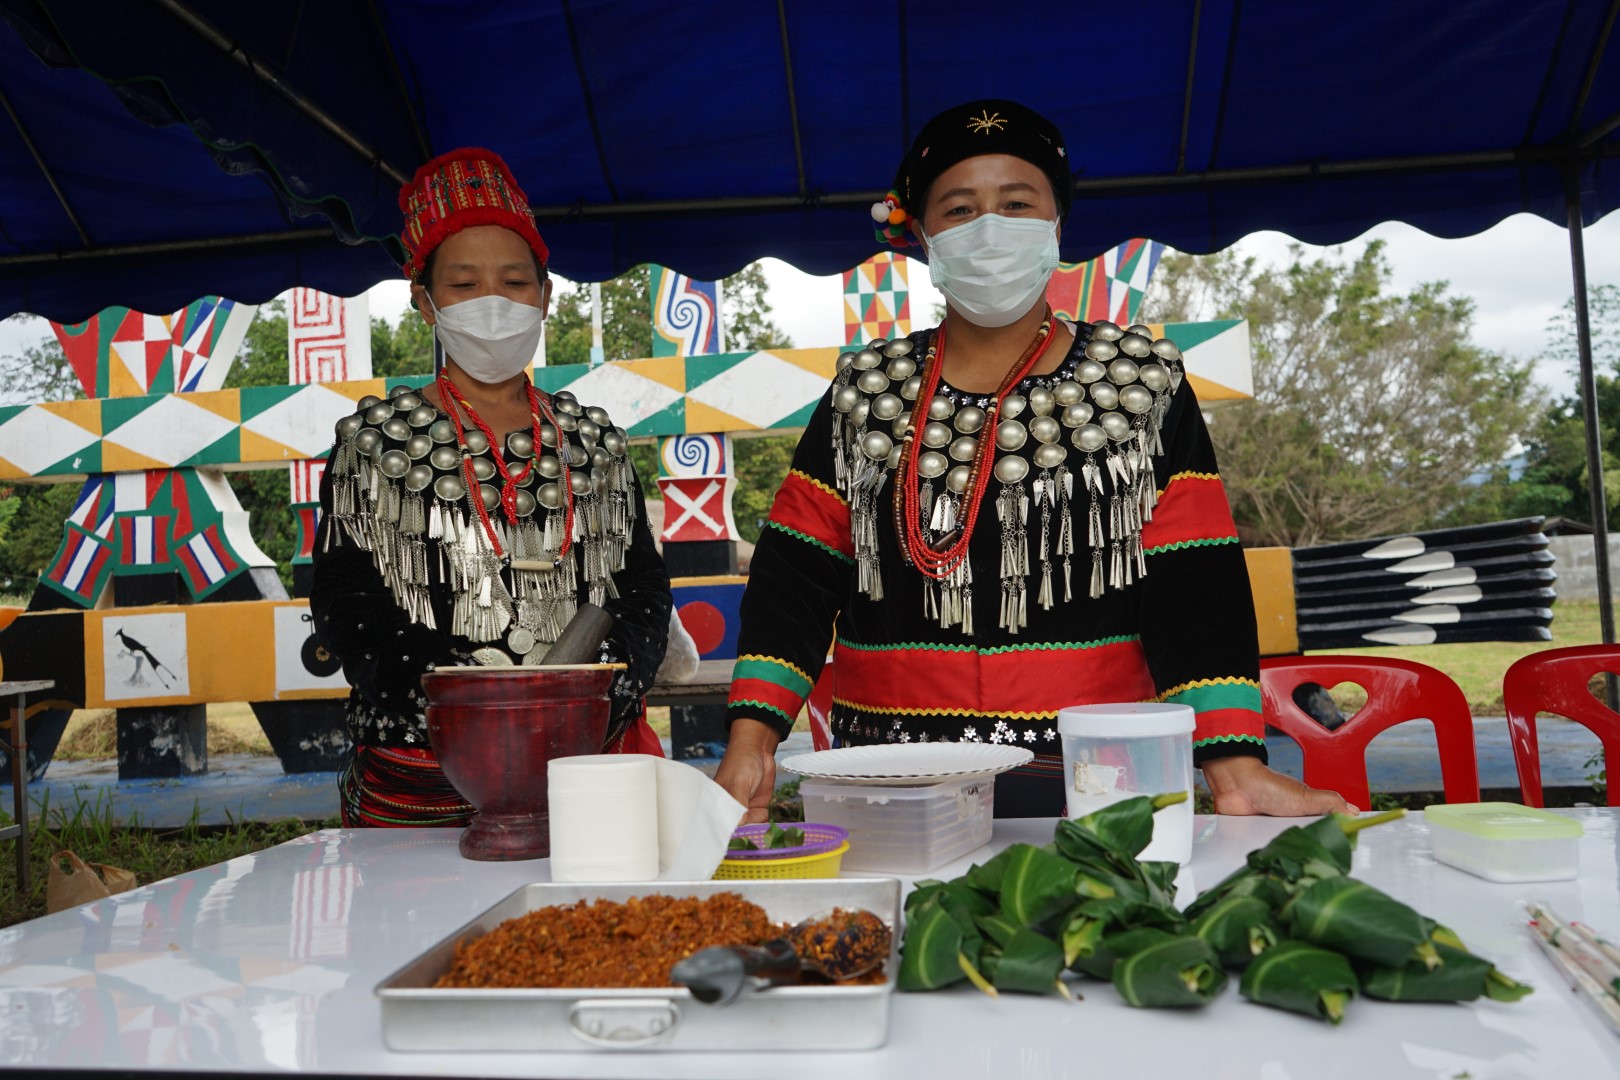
[716,100,1351,821]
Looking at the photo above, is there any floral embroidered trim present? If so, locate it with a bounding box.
[832,697,1059,721]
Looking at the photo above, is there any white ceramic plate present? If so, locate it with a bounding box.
[778,743,1035,786]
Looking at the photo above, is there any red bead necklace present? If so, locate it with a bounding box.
[893,309,1060,579]
[436,373,574,562]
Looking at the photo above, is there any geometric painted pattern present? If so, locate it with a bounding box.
[842,252,910,347]
[1046,239,1166,326]
[286,290,371,571]
[650,266,721,357]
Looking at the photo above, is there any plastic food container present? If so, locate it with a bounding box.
[798,776,995,874]
[1057,703,1196,865]
[1424,802,1584,882]
[712,823,850,880]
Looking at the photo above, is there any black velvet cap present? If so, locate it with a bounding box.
[894,100,1073,220]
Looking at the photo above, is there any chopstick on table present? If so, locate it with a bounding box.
[1525,902,1620,1036]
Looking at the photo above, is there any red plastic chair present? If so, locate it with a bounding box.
[1259,655,1481,810]
[1503,645,1620,807]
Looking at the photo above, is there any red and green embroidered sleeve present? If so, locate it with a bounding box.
[727,388,853,740]
[1136,381,1266,765]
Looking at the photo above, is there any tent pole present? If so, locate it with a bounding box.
[1563,169,1619,692]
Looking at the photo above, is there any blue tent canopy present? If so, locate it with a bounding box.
[1,0,1618,323]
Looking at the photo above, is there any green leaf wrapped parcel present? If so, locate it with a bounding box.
[897,798,1532,1025]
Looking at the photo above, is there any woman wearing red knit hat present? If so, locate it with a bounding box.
[311,148,671,828]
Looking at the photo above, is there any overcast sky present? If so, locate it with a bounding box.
[5,210,1618,398]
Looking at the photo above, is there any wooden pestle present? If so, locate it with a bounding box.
[537,602,616,665]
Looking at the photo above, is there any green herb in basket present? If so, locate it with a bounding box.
[726,823,807,852]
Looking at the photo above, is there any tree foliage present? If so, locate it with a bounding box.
[0,318,78,406]
[1147,242,1537,547]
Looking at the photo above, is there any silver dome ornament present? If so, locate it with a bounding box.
[852,348,881,370]
[836,351,857,373]
[887,445,904,469]
[357,394,382,410]
[900,374,922,401]
[539,424,559,448]
[1120,385,1155,415]
[857,368,889,394]
[389,384,414,400]
[996,419,1028,451]
[393,392,423,413]
[994,455,1030,484]
[1062,402,1095,428]
[380,449,411,479]
[1108,358,1141,386]
[1150,338,1182,362]
[1028,386,1055,417]
[1030,416,1061,444]
[867,339,888,352]
[1099,411,1133,442]
[1034,442,1068,470]
[554,393,583,416]
[591,446,611,470]
[1073,424,1108,452]
[365,403,393,426]
[886,356,916,380]
[382,418,411,442]
[1053,380,1083,406]
[507,431,534,459]
[430,445,461,471]
[471,456,497,482]
[1002,394,1027,419]
[1138,363,1170,392]
[569,471,591,495]
[554,411,579,432]
[1118,333,1151,359]
[861,430,893,461]
[917,451,948,479]
[601,429,626,455]
[434,475,465,502]
[514,489,537,517]
[568,444,590,467]
[1076,359,1107,384]
[405,464,434,492]
[537,455,561,478]
[1084,338,1119,363]
[405,434,433,460]
[891,412,913,439]
[833,385,861,413]
[509,459,531,479]
[921,421,952,448]
[1090,382,1120,410]
[871,393,903,422]
[354,429,383,456]
[928,395,955,421]
[946,465,972,494]
[954,405,986,434]
[337,414,364,439]
[407,405,437,429]
[480,484,501,512]
[949,435,978,462]
[1126,323,1152,336]
[577,418,601,445]
[591,469,608,495]
[849,399,870,427]
[536,483,563,510]
[882,337,914,358]
[464,429,490,455]
[429,419,456,444]
[1091,320,1124,342]
[586,406,611,426]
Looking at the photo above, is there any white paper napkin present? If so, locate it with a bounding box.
[547,754,746,882]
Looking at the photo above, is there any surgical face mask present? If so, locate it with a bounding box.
[429,293,545,384]
[921,214,1061,328]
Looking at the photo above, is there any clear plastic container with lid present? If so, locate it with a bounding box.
[1056,703,1195,865]
[798,775,995,874]
[1424,802,1584,882]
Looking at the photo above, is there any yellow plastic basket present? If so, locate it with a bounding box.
[713,840,849,880]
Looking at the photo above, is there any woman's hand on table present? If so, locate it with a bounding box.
[1201,755,1359,816]
[714,719,781,825]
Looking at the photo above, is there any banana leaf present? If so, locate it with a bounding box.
[898,902,970,991]
[1191,894,1283,968]
[1138,859,1182,909]
[1239,940,1359,1024]
[1112,935,1228,1008]
[1184,866,1291,921]
[1245,809,1407,885]
[1070,925,1180,980]
[988,928,1069,995]
[904,878,949,917]
[976,913,1021,948]
[1060,896,1187,969]
[998,844,1083,925]
[1055,791,1188,861]
[1360,943,1534,1003]
[964,848,1013,894]
[1284,876,1439,971]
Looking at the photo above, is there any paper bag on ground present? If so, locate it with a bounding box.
[548,754,746,882]
[47,849,137,914]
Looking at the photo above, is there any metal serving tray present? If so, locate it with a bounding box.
[375,878,902,1053]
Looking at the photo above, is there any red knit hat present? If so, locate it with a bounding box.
[398,148,550,281]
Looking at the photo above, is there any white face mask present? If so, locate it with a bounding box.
[921,214,1061,328]
[429,293,545,384]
